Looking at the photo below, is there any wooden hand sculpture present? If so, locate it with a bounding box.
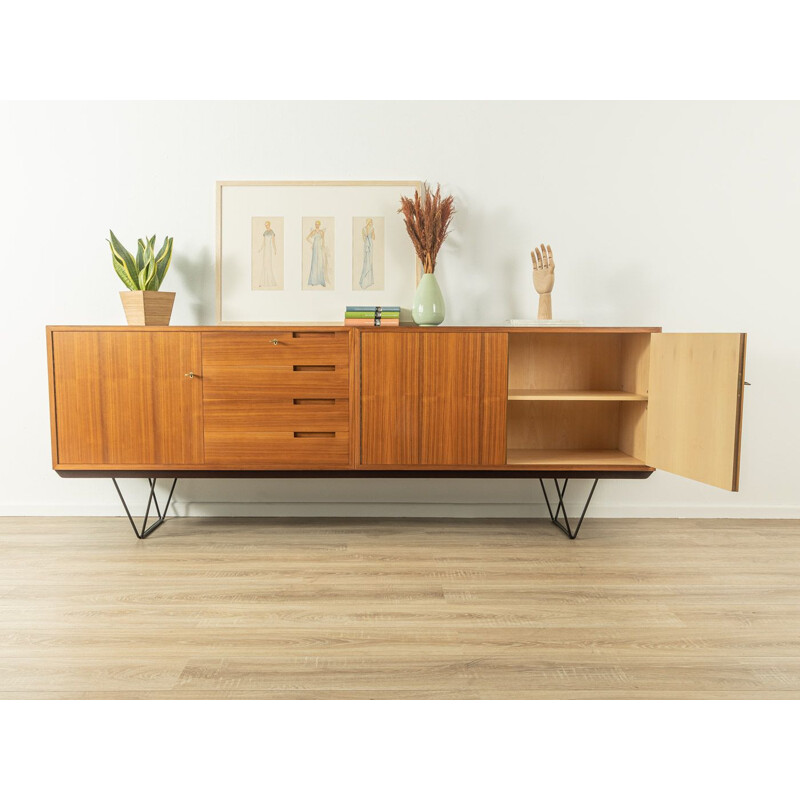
[531,244,555,320]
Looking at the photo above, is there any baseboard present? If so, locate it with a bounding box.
[2,501,799,518]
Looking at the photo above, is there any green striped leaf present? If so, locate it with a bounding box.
[141,239,157,289]
[109,231,172,291]
[108,230,137,289]
[135,239,146,280]
[140,260,153,289]
[154,236,173,290]
[109,247,137,290]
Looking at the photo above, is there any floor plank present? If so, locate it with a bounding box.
[1,516,799,698]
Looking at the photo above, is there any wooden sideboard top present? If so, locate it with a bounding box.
[46,325,663,334]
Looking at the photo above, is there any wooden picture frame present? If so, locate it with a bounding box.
[216,180,423,324]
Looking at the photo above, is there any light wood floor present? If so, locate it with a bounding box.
[1,516,799,699]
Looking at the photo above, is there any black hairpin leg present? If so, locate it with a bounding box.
[539,478,599,540]
[112,478,178,539]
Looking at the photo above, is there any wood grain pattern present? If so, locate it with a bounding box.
[507,401,621,451]
[420,333,483,465]
[202,332,349,367]
[506,331,655,469]
[204,431,349,467]
[119,291,175,326]
[204,400,350,432]
[618,403,648,463]
[2,516,797,699]
[506,449,647,467]
[360,331,420,466]
[647,333,746,491]
[52,331,203,465]
[201,332,351,468]
[618,333,651,462]
[508,332,624,390]
[480,333,508,465]
[46,329,58,468]
[361,331,507,467]
[620,333,651,395]
[349,328,360,468]
[202,367,350,400]
[508,390,647,401]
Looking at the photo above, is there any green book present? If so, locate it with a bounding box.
[344,310,400,319]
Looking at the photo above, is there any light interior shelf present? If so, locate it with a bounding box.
[507,389,648,402]
[506,449,648,467]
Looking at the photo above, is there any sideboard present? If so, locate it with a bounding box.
[46,325,747,538]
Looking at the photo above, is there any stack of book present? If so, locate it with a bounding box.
[344,306,400,327]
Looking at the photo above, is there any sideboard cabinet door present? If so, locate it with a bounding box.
[647,332,746,491]
[51,331,204,466]
[360,331,507,467]
[420,332,507,466]
[360,332,421,466]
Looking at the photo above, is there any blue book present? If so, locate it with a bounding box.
[345,306,401,312]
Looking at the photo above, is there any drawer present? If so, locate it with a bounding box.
[205,398,349,433]
[202,331,349,368]
[200,330,352,467]
[204,430,350,467]
[202,366,349,401]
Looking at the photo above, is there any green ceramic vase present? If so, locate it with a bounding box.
[412,273,445,326]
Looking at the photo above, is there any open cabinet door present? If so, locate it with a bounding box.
[647,333,746,491]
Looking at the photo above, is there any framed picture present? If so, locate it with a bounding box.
[216,180,422,324]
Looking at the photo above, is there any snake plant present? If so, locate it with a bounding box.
[108,230,174,291]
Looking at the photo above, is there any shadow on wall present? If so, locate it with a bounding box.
[488,206,532,320]
[435,191,531,323]
[171,247,213,324]
[578,259,662,323]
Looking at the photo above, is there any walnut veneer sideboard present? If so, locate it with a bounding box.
[45,325,747,538]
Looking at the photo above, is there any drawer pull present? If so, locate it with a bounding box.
[292,332,336,339]
[294,431,336,438]
[293,398,336,405]
[293,365,335,372]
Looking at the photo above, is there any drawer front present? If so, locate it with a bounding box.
[202,331,349,368]
[201,330,351,467]
[204,399,350,433]
[205,431,349,468]
[202,366,349,401]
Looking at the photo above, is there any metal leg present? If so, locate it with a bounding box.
[539,478,599,539]
[112,478,178,539]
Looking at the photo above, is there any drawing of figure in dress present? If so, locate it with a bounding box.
[359,218,375,289]
[306,220,328,286]
[257,220,278,287]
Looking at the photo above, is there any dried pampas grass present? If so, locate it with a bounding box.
[398,183,455,274]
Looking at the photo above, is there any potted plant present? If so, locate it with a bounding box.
[399,183,455,326]
[108,230,175,325]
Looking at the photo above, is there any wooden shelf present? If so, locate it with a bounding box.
[507,389,648,402]
[507,449,648,467]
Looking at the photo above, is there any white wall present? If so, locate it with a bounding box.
[1,101,797,517]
